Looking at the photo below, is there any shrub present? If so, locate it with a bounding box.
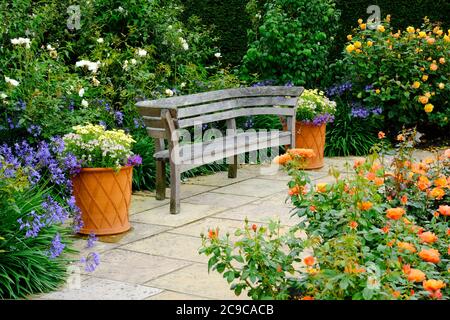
[240,0,340,87]
[200,131,450,300]
[340,17,450,134]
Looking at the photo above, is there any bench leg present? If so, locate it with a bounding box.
[228,155,238,178]
[155,160,166,200]
[170,163,181,214]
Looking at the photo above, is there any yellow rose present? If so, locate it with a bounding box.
[385,15,391,23]
[418,31,427,38]
[377,25,386,33]
[358,18,363,25]
[406,26,415,33]
[360,23,366,30]
[439,57,446,64]
[438,83,445,90]
[347,34,353,41]
[354,41,362,49]
[367,41,373,47]
[444,35,450,42]
[424,103,434,113]
[422,75,429,81]
[346,44,355,53]
[375,89,381,94]
[412,81,421,89]
[418,95,429,104]
[425,92,431,98]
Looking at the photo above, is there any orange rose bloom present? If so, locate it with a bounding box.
[287,148,316,159]
[288,185,303,196]
[419,231,438,244]
[434,177,447,188]
[423,280,446,292]
[407,269,426,282]
[366,172,376,181]
[397,242,416,253]
[381,225,390,233]
[418,95,429,104]
[402,264,411,274]
[386,207,405,220]
[430,187,445,200]
[208,228,219,240]
[392,291,401,298]
[358,201,373,211]
[273,153,292,165]
[417,176,431,191]
[301,296,314,300]
[419,248,440,263]
[374,177,384,186]
[349,221,358,229]
[430,63,438,71]
[309,205,317,212]
[438,205,450,216]
[378,131,386,139]
[316,183,328,193]
[400,195,408,205]
[304,256,315,266]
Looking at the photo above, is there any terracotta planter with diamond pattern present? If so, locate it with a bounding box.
[295,122,326,169]
[73,167,132,235]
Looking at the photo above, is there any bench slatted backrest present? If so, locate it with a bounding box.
[136,86,304,139]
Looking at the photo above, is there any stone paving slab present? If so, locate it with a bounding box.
[121,233,207,264]
[145,263,249,300]
[214,178,288,198]
[40,277,162,300]
[130,202,227,227]
[182,192,258,209]
[83,249,192,284]
[131,195,169,214]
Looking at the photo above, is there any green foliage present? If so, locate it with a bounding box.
[0,172,73,299]
[241,0,340,87]
[182,0,251,66]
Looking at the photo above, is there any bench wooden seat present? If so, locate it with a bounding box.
[136,86,304,214]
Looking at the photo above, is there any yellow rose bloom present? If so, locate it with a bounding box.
[424,103,434,113]
[418,31,427,38]
[439,57,446,64]
[425,92,431,98]
[377,25,386,33]
[354,41,362,49]
[412,81,421,89]
[358,18,363,24]
[360,23,366,30]
[406,26,415,33]
[418,95,429,104]
[375,89,381,94]
[347,34,353,41]
[367,41,373,47]
[422,75,429,81]
[444,35,450,42]
[438,83,445,90]
[386,15,391,23]
[346,44,355,53]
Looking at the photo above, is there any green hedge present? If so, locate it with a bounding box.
[183,0,450,68]
[181,0,251,66]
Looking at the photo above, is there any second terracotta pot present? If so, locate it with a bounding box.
[72,166,132,235]
[294,122,326,169]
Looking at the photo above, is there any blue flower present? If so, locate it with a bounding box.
[81,252,100,272]
[127,155,142,166]
[114,111,123,125]
[86,232,98,249]
[48,233,65,259]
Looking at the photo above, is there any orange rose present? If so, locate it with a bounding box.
[400,195,408,205]
[417,176,431,191]
[430,63,438,71]
[288,185,302,196]
[366,172,376,181]
[434,177,448,188]
[287,148,316,159]
[438,205,450,216]
[430,187,445,200]
[418,248,440,263]
[419,231,438,244]
[386,207,405,220]
[309,205,317,212]
[423,279,446,292]
[397,134,405,141]
[304,256,315,266]
[358,201,373,211]
[392,291,401,298]
[397,242,416,253]
[374,177,384,186]
[378,131,386,139]
[273,153,292,165]
[301,296,314,300]
[407,269,426,282]
[439,57,445,64]
[381,225,390,234]
[402,264,411,274]
[418,95,429,104]
[349,221,358,229]
[208,228,219,240]
[316,183,328,193]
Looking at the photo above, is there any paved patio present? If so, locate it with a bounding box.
[34,152,433,300]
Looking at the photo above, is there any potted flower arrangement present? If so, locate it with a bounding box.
[63,124,142,235]
[294,89,336,169]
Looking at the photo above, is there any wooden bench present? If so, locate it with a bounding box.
[136,86,304,214]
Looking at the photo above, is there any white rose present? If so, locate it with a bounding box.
[214,52,222,58]
[137,49,147,57]
[5,76,19,87]
[97,38,104,44]
[165,89,174,97]
[180,82,186,88]
[46,44,55,51]
[81,99,89,107]
[78,88,85,97]
[131,58,137,65]
[122,60,129,70]
[0,93,7,99]
[92,77,100,87]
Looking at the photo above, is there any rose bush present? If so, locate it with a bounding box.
[200,130,449,300]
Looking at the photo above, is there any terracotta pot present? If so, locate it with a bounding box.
[72,167,132,235]
[294,122,326,169]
